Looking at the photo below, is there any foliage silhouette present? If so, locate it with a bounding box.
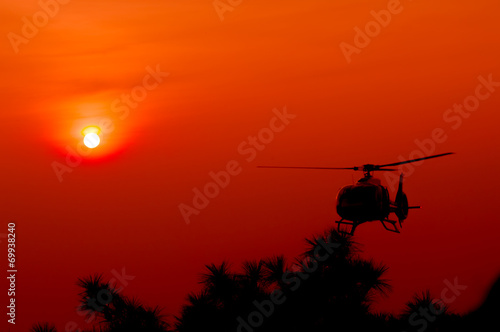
[33,227,498,332]
[75,273,169,332]
[30,322,57,332]
[175,228,393,332]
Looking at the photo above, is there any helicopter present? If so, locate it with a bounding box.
[258,152,454,235]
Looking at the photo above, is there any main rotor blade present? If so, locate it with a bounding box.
[376,152,454,168]
[257,166,357,170]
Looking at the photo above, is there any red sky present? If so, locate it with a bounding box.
[1,0,500,331]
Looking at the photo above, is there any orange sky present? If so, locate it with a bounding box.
[1,0,500,330]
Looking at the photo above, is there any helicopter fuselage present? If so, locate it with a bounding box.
[336,177,391,223]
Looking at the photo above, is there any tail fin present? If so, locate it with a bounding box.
[395,173,408,226]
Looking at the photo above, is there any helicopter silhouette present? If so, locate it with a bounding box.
[259,152,454,235]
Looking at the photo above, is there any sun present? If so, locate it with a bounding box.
[83,133,100,149]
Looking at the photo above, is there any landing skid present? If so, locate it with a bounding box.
[335,218,402,234]
[380,219,400,233]
[335,219,358,236]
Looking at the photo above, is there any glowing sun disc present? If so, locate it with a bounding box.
[84,133,100,149]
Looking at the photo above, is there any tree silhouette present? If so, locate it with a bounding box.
[30,322,57,332]
[175,228,393,332]
[33,227,499,332]
[76,274,169,332]
[397,290,465,332]
[463,276,500,331]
